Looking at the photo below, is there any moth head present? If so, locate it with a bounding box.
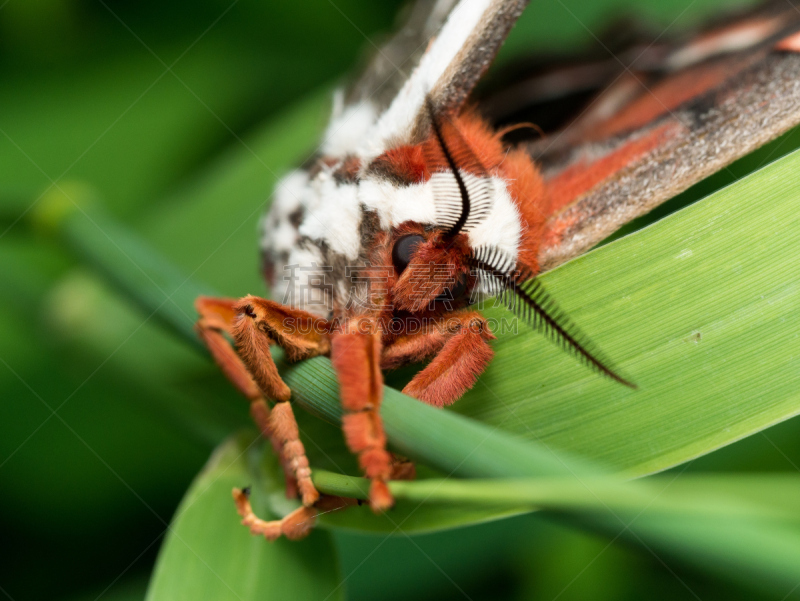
[389,227,472,312]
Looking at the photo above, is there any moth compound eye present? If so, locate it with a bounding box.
[392,235,424,275]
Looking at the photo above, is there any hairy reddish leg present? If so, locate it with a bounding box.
[195,297,262,401]
[269,402,316,506]
[380,322,448,370]
[196,295,329,539]
[230,295,330,508]
[234,492,360,541]
[331,322,394,511]
[195,296,298,497]
[233,487,316,541]
[388,311,495,408]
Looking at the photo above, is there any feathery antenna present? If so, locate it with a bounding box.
[469,248,636,388]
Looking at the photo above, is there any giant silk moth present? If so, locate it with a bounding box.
[195,0,800,539]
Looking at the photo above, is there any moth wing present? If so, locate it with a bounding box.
[342,0,456,116]
[499,4,800,270]
[325,0,528,158]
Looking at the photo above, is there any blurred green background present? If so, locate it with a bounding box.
[4,0,800,600]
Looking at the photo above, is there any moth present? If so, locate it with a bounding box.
[195,0,800,540]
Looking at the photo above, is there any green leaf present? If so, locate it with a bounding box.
[32,182,212,350]
[146,433,342,601]
[453,144,800,476]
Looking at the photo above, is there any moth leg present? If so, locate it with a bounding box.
[380,325,448,371]
[233,487,316,541]
[195,296,327,512]
[230,295,331,508]
[331,323,394,511]
[399,312,495,408]
[195,296,299,499]
[195,296,262,401]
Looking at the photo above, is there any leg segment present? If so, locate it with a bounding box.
[269,402,317,507]
[229,295,331,507]
[331,322,394,511]
[195,296,298,496]
[195,296,262,401]
[388,312,495,408]
[233,487,316,541]
[196,295,329,514]
[380,324,448,371]
[229,295,330,401]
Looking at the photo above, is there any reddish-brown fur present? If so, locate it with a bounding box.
[194,296,319,522]
[442,110,507,171]
[334,155,363,182]
[230,307,291,402]
[233,488,316,541]
[398,312,495,407]
[233,295,330,363]
[332,325,394,510]
[380,323,449,370]
[196,297,263,401]
[371,144,429,183]
[248,398,297,498]
[270,402,317,506]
